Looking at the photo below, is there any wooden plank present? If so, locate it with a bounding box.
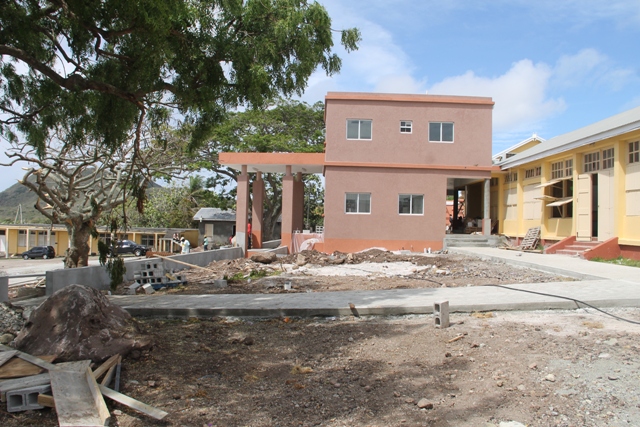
[152,254,216,272]
[0,344,57,371]
[100,356,120,387]
[0,355,56,379]
[49,361,110,427]
[92,354,119,381]
[37,393,55,408]
[99,384,168,420]
[0,373,50,402]
[0,350,18,368]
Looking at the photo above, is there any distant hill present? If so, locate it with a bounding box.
[0,180,162,224]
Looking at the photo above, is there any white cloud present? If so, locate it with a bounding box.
[428,59,566,133]
[552,48,636,90]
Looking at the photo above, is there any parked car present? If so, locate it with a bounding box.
[22,246,56,260]
[108,240,148,257]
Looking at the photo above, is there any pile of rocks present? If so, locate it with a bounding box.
[0,303,29,345]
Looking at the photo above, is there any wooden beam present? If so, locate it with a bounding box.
[92,354,119,381]
[100,356,120,387]
[37,393,55,408]
[0,350,17,368]
[0,344,56,371]
[0,355,56,379]
[152,254,216,272]
[49,361,110,427]
[99,385,168,420]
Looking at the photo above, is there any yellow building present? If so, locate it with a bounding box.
[493,105,640,260]
[0,224,199,258]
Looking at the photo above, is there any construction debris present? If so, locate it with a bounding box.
[0,346,167,422]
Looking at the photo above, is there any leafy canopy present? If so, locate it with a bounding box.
[0,0,360,155]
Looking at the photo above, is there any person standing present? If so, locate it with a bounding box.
[181,237,190,254]
[203,236,209,251]
[247,222,252,249]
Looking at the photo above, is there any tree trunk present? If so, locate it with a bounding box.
[64,219,93,268]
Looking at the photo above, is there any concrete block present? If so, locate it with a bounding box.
[213,279,228,288]
[142,284,155,294]
[128,281,141,295]
[434,300,450,328]
[0,276,8,303]
[7,384,51,412]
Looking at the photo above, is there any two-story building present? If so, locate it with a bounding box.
[219,92,495,254]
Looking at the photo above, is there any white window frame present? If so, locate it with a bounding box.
[400,121,412,134]
[629,141,639,164]
[398,194,424,215]
[345,193,371,214]
[428,122,454,143]
[346,119,372,140]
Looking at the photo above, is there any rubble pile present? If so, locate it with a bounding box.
[0,303,27,344]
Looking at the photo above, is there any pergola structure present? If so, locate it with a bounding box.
[218,152,325,253]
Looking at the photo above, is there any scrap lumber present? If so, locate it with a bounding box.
[100,356,121,387]
[0,372,50,402]
[92,354,120,381]
[0,355,56,379]
[0,344,56,371]
[0,350,18,367]
[99,384,168,420]
[37,393,55,408]
[49,360,110,427]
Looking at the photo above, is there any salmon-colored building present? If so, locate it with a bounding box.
[220,92,495,255]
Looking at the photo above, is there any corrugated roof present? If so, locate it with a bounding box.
[193,208,236,221]
[499,105,640,169]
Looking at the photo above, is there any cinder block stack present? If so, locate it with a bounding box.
[129,261,186,294]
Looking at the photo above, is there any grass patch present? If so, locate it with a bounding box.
[591,256,640,268]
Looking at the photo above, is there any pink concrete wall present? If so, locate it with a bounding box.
[324,94,493,167]
[324,167,489,252]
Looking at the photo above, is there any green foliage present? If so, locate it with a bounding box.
[0,0,360,155]
[98,216,127,290]
[591,256,640,268]
[198,98,326,238]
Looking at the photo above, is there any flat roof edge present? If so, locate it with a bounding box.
[325,92,494,106]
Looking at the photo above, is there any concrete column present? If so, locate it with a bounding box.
[235,165,250,254]
[281,166,295,250]
[4,227,8,258]
[483,178,491,235]
[251,172,264,249]
[293,172,305,232]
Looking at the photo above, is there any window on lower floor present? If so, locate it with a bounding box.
[345,193,371,214]
[346,119,372,140]
[630,141,639,164]
[400,121,412,133]
[140,234,155,247]
[398,194,424,215]
[429,122,454,142]
[548,179,573,218]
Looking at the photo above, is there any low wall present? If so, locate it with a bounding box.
[46,247,243,295]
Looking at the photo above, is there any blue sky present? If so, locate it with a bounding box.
[2,1,639,192]
[301,0,640,153]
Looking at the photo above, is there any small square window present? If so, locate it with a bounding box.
[629,141,639,164]
[400,121,412,133]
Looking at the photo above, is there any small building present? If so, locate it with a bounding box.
[493,105,640,259]
[193,208,237,247]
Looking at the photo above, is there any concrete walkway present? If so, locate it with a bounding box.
[106,247,640,318]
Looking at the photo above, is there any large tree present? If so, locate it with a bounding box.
[0,0,360,156]
[198,98,325,240]
[2,127,184,267]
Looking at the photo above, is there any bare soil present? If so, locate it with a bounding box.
[3,251,639,427]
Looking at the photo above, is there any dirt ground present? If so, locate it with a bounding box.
[3,250,640,427]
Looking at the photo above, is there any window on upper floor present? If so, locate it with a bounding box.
[551,161,564,179]
[525,166,541,179]
[630,141,639,164]
[429,122,454,143]
[345,193,371,214]
[584,151,600,173]
[398,194,424,215]
[346,119,372,140]
[602,148,614,170]
[400,121,412,134]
